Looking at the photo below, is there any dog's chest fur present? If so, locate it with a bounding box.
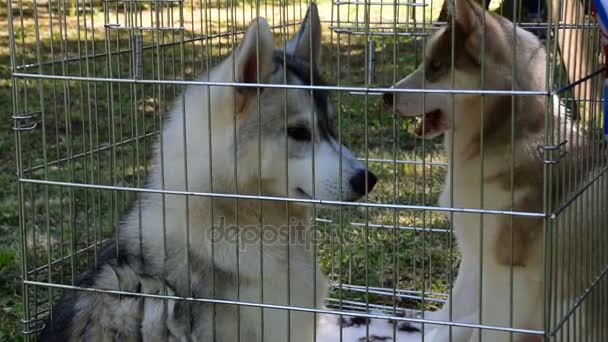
[121,195,327,341]
[439,133,544,269]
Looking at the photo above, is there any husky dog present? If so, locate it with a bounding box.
[40,4,378,341]
[383,0,607,341]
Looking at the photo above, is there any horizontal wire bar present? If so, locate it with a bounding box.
[14,22,302,71]
[23,280,546,335]
[11,73,550,95]
[14,21,594,71]
[104,24,185,31]
[330,28,428,37]
[325,299,412,313]
[23,141,443,176]
[18,178,547,217]
[349,221,450,233]
[26,239,111,276]
[332,0,427,6]
[316,218,449,233]
[360,157,447,166]
[329,22,597,30]
[330,283,447,302]
[23,131,159,174]
[22,138,440,174]
[103,0,184,2]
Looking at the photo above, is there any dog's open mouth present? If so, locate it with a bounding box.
[414,109,446,137]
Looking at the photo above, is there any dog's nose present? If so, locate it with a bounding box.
[382,92,393,107]
[350,170,378,196]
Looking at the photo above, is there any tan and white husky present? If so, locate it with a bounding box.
[384,0,607,341]
[40,4,378,341]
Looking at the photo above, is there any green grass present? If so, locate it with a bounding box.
[1,0,451,339]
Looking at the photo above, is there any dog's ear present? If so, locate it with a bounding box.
[233,18,274,114]
[447,0,481,35]
[286,3,321,66]
[448,0,510,65]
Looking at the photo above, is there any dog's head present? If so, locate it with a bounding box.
[205,4,376,202]
[383,0,546,139]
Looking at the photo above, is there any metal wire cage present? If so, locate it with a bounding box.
[6,0,608,340]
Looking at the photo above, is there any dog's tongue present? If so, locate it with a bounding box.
[415,110,442,137]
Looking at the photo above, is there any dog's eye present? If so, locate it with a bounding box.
[430,59,441,72]
[287,126,312,142]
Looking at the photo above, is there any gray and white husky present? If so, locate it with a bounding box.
[384,0,607,341]
[40,4,377,341]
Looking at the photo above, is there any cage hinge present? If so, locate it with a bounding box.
[12,111,39,131]
[21,317,46,335]
[536,140,568,164]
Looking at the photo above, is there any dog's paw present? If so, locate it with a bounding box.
[339,315,370,328]
[385,309,422,333]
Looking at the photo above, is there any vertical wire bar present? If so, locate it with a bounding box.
[361,0,370,339]
[390,0,399,339]
[305,2,317,339]
[73,0,90,272]
[332,2,345,340]
[591,22,604,341]
[557,1,569,338]
[586,25,596,340]
[122,0,140,290]
[564,1,589,340]
[571,1,583,338]
[508,0,520,339]
[172,0,193,334]
[448,0,456,339]
[252,5,266,340]
[87,0,101,273]
[202,0,215,337]
[19,0,39,324]
[6,0,31,337]
[585,1,599,337]
[547,9,568,340]
[116,0,127,259]
[478,0,487,338]
[279,3,291,339]
[47,0,66,288]
[57,0,77,290]
[152,1,170,340]
[32,0,54,324]
[410,0,421,330]
[420,0,428,335]
[417,0,425,336]
[225,0,240,337]
[546,0,558,336]
[544,0,558,336]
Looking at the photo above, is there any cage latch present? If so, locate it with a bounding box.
[536,140,568,164]
[12,111,39,131]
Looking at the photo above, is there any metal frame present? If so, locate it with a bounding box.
[7,0,608,340]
